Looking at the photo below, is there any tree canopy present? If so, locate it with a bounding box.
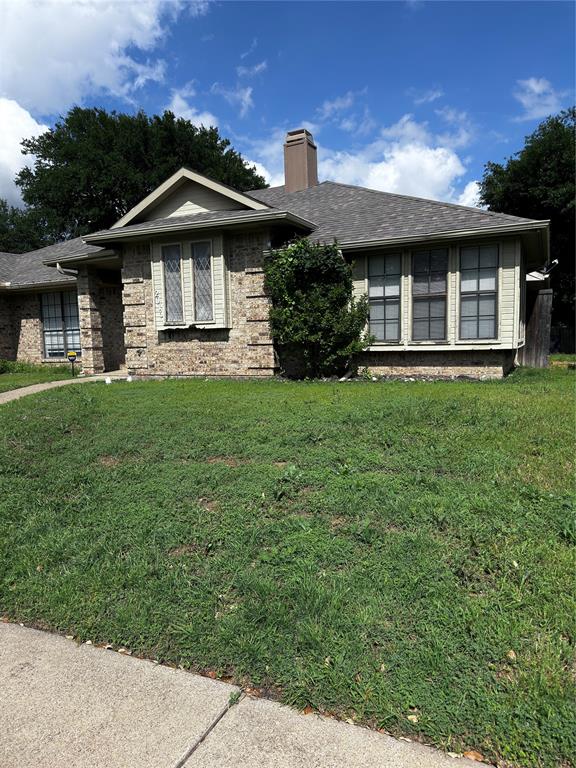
[479,107,575,326]
[0,200,50,253]
[12,107,267,246]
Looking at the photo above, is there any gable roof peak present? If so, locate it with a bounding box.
[112,166,270,229]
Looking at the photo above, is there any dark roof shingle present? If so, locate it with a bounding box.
[247,181,544,245]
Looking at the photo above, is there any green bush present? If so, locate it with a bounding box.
[264,239,371,377]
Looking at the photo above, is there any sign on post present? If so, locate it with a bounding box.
[67,350,78,377]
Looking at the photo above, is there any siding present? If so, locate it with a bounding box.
[350,236,522,351]
[145,181,245,220]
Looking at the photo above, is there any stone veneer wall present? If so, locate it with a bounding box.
[78,269,126,374]
[357,349,516,379]
[0,293,44,363]
[121,231,276,376]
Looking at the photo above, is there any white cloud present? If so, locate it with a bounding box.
[513,77,563,121]
[240,37,258,60]
[410,87,444,105]
[166,84,218,127]
[0,98,48,206]
[237,61,267,78]
[0,0,210,115]
[434,106,474,148]
[456,181,481,208]
[242,114,474,203]
[211,83,254,118]
[317,91,357,121]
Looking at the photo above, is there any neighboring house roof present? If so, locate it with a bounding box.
[0,243,83,289]
[84,208,315,244]
[246,182,547,247]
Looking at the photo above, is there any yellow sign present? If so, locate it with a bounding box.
[67,351,77,362]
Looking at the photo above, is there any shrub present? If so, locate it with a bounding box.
[264,238,371,377]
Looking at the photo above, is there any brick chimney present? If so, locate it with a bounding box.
[284,129,318,193]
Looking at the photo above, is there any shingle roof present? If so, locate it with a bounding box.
[0,238,100,288]
[247,181,545,246]
[85,208,315,241]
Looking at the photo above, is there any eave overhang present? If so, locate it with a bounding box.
[84,211,316,245]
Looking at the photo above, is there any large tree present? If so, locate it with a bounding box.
[15,107,267,244]
[0,199,50,253]
[479,107,575,327]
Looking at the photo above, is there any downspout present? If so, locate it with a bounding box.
[56,262,79,278]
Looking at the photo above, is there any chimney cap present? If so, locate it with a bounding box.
[285,128,316,146]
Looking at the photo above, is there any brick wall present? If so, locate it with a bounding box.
[4,293,44,363]
[121,231,276,376]
[357,349,516,379]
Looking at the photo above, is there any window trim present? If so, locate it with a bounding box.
[367,251,403,344]
[458,243,500,341]
[158,237,217,328]
[40,290,81,360]
[410,248,449,342]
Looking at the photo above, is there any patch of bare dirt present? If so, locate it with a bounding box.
[98,455,120,467]
[198,497,218,512]
[206,456,251,467]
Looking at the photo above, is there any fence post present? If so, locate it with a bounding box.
[522,288,553,368]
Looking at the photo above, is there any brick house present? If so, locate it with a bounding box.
[0,129,551,379]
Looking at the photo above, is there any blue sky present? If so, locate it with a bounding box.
[0,0,574,207]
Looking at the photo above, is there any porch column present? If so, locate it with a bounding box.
[77,267,105,374]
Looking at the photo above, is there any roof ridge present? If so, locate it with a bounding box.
[320,181,540,223]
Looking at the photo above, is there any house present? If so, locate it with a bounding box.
[0,129,551,379]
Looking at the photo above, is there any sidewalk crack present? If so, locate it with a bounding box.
[172,692,245,768]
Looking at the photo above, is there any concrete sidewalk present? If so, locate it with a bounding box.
[0,373,127,406]
[0,623,483,768]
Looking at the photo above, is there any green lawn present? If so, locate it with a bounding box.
[0,368,574,767]
[0,361,71,393]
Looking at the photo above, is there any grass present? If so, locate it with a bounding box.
[550,353,576,364]
[0,367,574,767]
[0,360,72,393]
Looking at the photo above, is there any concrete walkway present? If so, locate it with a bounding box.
[0,373,125,405]
[0,623,483,768]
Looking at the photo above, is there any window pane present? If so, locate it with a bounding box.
[386,298,399,320]
[461,295,478,317]
[386,254,401,275]
[429,318,445,339]
[413,252,428,273]
[44,331,65,357]
[479,245,498,268]
[479,295,496,317]
[429,298,446,318]
[412,319,429,340]
[429,271,446,294]
[370,320,385,341]
[369,256,385,277]
[192,242,213,322]
[162,244,183,324]
[479,268,497,291]
[461,269,478,293]
[430,249,448,271]
[412,275,429,295]
[413,299,429,319]
[384,275,400,297]
[65,330,81,354]
[478,318,495,338]
[369,300,384,321]
[368,277,384,297]
[460,319,478,339]
[41,293,63,330]
[461,247,478,269]
[385,321,399,340]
